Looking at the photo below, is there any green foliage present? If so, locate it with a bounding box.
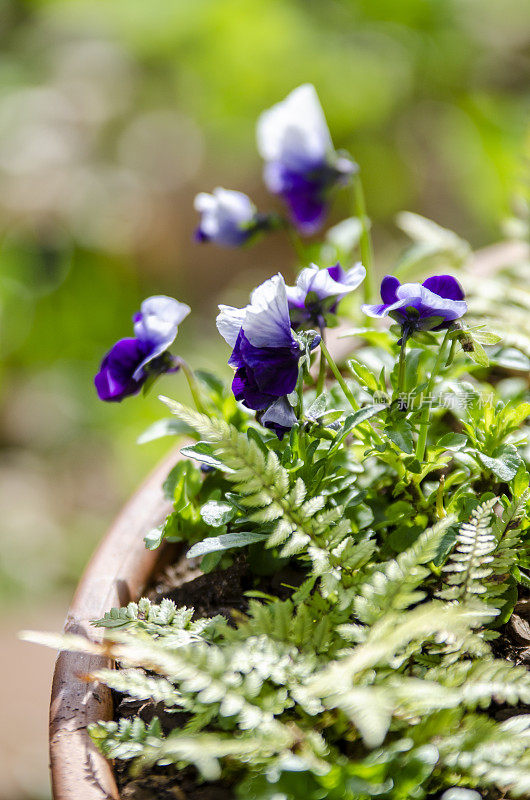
[25,216,530,797]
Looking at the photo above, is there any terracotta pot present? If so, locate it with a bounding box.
[48,242,529,800]
[49,447,180,800]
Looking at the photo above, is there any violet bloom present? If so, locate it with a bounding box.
[362,275,467,341]
[95,296,190,401]
[286,262,366,329]
[257,84,356,235]
[216,274,303,411]
[194,188,264,247]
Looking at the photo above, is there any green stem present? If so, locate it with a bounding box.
[352,173,375,303]
[396,339,407,400]
[178,359,207,415]
[320,340,384,449]
[287,227,308,263]
[415,329,452,463]
[316,328,327,395]
[297,367,305,419]
[319,339,359,412]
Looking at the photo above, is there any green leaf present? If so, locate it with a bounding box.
[163,460,202,503]
[478,445,522,481]
[347,358,380,392]
[305,393,327,420]
[180,442,234,472]
[325,216,362,253]
[513,464,530,497]
[137,417,194,444]
[330,404,387,452]
[504,402,530,429]
[187,532,268,559]
[386,420,414,454]
[465,338,489,367]
[200,499,236,527]
[438,433,468,450]
[490,348,530,372]
[144,526,164,551]
[471,329,502,346]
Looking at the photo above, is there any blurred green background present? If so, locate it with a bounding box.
[1,0,529,797]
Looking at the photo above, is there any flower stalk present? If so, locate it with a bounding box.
[319,338,359,412]
[352,173,374,303]
[415,328,452,463]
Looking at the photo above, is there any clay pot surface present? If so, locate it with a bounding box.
[49,448,179,800]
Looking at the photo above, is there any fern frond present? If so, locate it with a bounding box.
[161,398,348,571]
[438,499,498,601]
[354,515,456,623]
[89,717,163,762]
[91,667,185,708]
[438,714,530,797]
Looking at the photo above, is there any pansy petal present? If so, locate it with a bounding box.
[257,84,332,168]
[95,338,147,402]
[284,189,328,235]
[239,336,300,397]
[245,274,295,348]
[361,302,395,318]
[260,396,297,439]
[380,275,401,304]
[398,283,467,320]
[133,295,190,379]
[217,305,247,348]
[232,368,273,410]
[341,262,367,289]
[194,188,257,247]
[422,274,465,301]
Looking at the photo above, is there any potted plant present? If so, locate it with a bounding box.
[25,85,530,800]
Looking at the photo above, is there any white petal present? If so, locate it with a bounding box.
[216,305,247,348]
[132,295,190,380]
[135,296,190,346]
[212,188,255,222]
[245,274,293,347]
[343,263,367,289]
[256,84,332,169]
[396,283,467,316]
[194,192,216,212]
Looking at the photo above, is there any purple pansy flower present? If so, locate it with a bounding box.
[257,84,357,235]
[362,275,467,341]
[217,274,303,411]
[194,188,264,247]
[286,262,366,329]
[95,295,190,401]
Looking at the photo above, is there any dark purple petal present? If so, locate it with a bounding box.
[95,338,148,402]
[422,275,465,301]
[232,368,275,410]
[326,263,343,282]
[380,275,400,304]
[238,333,300,396]
[283,188,328,235]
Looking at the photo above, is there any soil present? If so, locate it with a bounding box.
[113,549,530,799]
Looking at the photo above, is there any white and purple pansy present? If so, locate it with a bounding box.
[257,84,357,236]
[362,274,467,340]
[217,274,303,412]
[95,296,190,402]
[194,188,264,247]
[286,262,366,329]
